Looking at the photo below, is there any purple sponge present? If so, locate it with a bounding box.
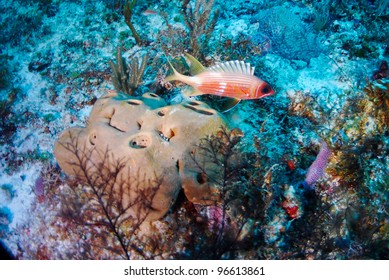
[304,141,331,188]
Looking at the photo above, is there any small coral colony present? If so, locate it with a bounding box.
[0,0,388,259]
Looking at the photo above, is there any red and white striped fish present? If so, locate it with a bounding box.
[164,54,275,103]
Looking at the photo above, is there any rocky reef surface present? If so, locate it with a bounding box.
[0,0,388,259]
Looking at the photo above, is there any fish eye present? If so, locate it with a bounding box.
[261,85,271,94]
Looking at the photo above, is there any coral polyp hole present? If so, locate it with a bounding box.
[188,101,201,106]
[158,128,175,142]
[157,108,168,117]
[169,129,175,139]
[196,172,207,184]
[89,132,97,145]
[183,103,214,115]
[129,135,151,149]
[126,100,142,106]
[197,108,214,115]
[190,107,214,115]
[149,93,158,97]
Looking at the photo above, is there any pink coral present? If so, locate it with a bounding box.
[34,176,45,204]
[194,204,227,230]
[304,141,331,188]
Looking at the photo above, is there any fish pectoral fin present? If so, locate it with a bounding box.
[219,97,241,113]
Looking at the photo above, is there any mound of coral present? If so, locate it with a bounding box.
[55,90,228,222]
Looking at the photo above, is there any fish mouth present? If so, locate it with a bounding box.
[260,89,275,98]
[264,90,275,97]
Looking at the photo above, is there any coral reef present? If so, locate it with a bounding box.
[253,5,324,62]
[54,90,228,222]
[123,0,142,45]
[180,0,219,60]
[109,47,148,96]
[285,80,389,259]
[1,0,388,261]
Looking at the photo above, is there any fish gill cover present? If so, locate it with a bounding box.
[0,0,388,259]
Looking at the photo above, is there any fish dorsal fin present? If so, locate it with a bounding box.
[208,60,255,75]
[184,53,207,75]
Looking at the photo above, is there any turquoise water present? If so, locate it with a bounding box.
[0,0,388,260]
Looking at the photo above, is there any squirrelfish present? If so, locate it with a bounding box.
[164,54,275,104]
